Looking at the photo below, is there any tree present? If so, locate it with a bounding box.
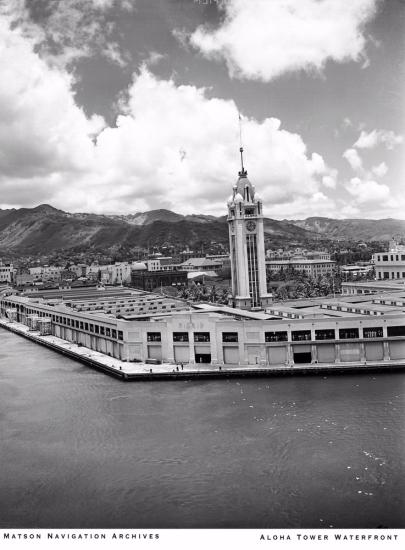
[275,284,288,301]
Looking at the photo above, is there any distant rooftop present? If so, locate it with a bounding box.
[181,258,222,267]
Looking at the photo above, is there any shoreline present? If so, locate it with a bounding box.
[1,317,405,381]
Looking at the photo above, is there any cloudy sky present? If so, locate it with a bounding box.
[0,0,404,219]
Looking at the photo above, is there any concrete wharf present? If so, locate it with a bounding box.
[1,317,405,381]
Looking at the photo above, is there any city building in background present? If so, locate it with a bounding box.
[373,239,405,280]
[131,268,188,292]
[266,248,331,261]
[0,261,14,283]
[340,264,374,278]
[266,258,336,278]
[341,279,405,296]
[179,257,223,272]
[29,265,63,281]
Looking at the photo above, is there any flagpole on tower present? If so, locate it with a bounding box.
[238,111,246,176]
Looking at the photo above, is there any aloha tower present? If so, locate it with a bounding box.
[227,146,272,310]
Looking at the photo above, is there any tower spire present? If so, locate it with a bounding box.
[238,112,247,177]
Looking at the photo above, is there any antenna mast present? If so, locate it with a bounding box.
[238,112,247,176]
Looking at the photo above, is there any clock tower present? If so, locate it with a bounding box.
[227,146,272,310]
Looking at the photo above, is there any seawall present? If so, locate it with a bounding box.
[1,317,405,382]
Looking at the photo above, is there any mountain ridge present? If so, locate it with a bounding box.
[0,204,403,255]
[288,216,405,241]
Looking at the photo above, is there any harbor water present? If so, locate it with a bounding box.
[0,328,404,528]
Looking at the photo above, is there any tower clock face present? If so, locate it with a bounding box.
[246,220,256,232]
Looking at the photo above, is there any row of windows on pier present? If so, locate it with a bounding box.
[147,326,405,343]
[51,314,123,340]
[148,332,211,342]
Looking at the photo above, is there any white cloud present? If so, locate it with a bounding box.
[340,204,361,218]
[322,175,337,189]
[0,0,133,68]
[0,17,336,218]
[343,148,363,171]
[90,0,136,12]
[0,19,103,191]
[353,129,404,149]
[172,28,189,50]
[371,161,388,178]
[4,13,403,221]
[0,20,104,168]
[345,177,390,204]
[266,191,338,219]
[354,130,378,148]
[85,69,336,216]
[144,51,166,67]
[91,0,118,8]
[187,0,377,82]
[343,118,353,129]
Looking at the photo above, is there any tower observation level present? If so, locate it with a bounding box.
[227,145,272,310]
